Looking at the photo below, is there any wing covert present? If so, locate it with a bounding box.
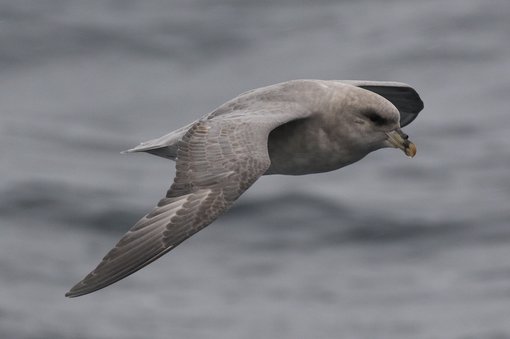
[66,108,311,297]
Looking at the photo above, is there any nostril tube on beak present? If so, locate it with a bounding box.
[386,129,416,158]
[397,129,409,140]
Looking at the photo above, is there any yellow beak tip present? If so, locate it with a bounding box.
[405,143,417,158]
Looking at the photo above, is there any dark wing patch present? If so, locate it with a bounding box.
[340,81,424,127]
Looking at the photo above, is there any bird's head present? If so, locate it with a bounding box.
[339,86,417,158]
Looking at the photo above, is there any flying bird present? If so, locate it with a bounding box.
[66,79,423,297]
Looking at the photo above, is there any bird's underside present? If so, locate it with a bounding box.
[66,79,423,297]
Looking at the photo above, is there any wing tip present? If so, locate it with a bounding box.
[354,81,425,127]
[65,290,77,298]
[65,286,86,298]
[65,279,97,298]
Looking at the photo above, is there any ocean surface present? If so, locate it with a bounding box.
[1,0,510,338]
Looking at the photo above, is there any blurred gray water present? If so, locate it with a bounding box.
[1,0,510,338]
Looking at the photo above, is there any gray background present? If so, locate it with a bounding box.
[1,0,510,338]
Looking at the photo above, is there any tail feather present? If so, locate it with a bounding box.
[122,122,194,160]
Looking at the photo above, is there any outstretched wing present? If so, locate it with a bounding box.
[339,80,424,127]
[66,108,311,297]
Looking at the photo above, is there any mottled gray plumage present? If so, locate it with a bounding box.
[66,79,423,297]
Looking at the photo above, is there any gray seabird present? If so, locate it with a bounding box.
[66,79,423,297]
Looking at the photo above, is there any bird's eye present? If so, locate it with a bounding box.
[365,111,387,126]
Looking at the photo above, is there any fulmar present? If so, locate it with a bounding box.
[66,79,423,297]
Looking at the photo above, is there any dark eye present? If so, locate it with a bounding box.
[366,111,387,126]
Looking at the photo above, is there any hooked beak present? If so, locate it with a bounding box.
[385,129,417,158]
